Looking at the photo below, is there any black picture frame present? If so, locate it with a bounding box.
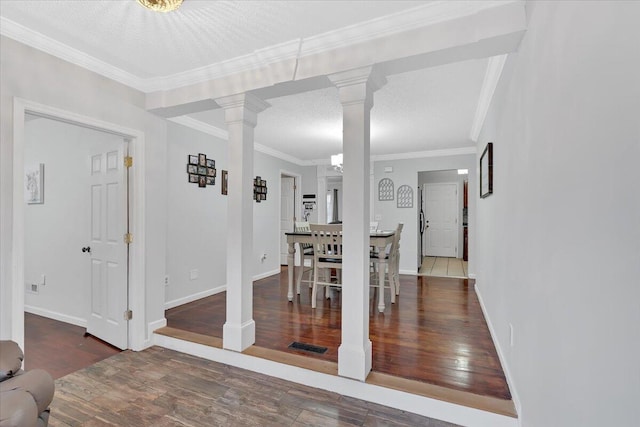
[187,164,198,174]
[221,170,228,195]
[480,142,493,198]
[188,155,198,165]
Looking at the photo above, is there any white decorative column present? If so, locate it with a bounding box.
[216,93,269,352]
[329,67,386,381]
[316,166,328,224]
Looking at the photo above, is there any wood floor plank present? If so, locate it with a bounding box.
[48,347,460,427]
[24,313,121,379]
[164,268,512,402]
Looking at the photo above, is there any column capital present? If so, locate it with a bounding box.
[215,92,270,127]
[328,66,387,107]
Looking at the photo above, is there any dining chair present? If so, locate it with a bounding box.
[309,223,343,308]
[370,223,403,303]
[294,221,314,293]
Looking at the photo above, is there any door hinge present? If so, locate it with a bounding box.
[124,310,133,321]
[124,233,133,244]
[124,156,133,168]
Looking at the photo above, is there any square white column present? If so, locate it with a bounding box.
[329,67,386,381]
[216,93,269,352]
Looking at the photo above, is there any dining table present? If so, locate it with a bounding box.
[284,229,396,312]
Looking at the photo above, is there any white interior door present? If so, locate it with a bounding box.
[424,183,458,257]
[280,176,295,265]
[86,141,128,349]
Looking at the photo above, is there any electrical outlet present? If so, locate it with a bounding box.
[40,274,46,286]
[374,214,382,221]
[164,275,169,286]
[261,253,267,263]
[189,269,199,280]
[26,282,38,294]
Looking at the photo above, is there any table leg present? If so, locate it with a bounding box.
[287,241,295,301]
[295,243,303,294]
[377,245,386,312]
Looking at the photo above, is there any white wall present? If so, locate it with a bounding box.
[0,36,168,346]
[373,154,476,275]
[165,122,228,308]
[24,116,125,324]
[164,121,314,308]
[419,169,467,260]
[475,2,640,425]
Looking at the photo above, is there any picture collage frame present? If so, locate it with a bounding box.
[187,153,216,188]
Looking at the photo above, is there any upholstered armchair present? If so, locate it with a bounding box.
[0,340,54,427]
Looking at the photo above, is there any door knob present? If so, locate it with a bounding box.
[82,246,91,253]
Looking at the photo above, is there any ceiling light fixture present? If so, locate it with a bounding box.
[137,0,183,13]
[331,153,343,173]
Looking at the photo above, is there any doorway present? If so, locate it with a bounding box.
[417,169,469,278]
[12,98,146,351]
[24,115,130,349]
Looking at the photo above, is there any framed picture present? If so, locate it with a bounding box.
[198,176,206,187]
[207,167,216,177]
[480,142,493,198]
[198,153,206,167]
[206,159,215,168]
[187,164,198,174]
[205,176,215,185]
[198,166,207,175]
[222,170,228,195]
[188,174,199,183]
[25,163,44,204]
[188,155,198,165]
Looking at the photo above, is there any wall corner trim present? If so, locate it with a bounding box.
[469,54,508,142]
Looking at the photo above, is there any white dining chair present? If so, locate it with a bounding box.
[370,223,403,303]
[310,223,343,309]
[294,221,314,293]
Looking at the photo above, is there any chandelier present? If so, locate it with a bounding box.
[331,153,343,173]
[137,0,183,13]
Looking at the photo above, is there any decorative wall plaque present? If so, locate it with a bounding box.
[397,185,413,208]
[378,178,394,201]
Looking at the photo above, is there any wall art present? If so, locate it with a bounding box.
[187,153,216,188]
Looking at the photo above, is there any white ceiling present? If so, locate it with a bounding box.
[0,0,493,163]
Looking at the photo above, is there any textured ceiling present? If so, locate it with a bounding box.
[0,0,426,79]
[1,0,490,161]
[189,57,487,161]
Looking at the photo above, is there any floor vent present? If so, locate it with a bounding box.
[288,341,328,354]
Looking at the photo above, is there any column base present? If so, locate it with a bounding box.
[338,340,372,381]
[222,319,256,352]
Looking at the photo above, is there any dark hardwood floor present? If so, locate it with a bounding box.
[24,312,121,379]
[166,267,511,401]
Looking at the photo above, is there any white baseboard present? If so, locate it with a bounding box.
[253,268,280,281]
[24,305,86,328]
[165,285,226,310]
[399,269,418,275]
[474,283,521,419]
[154,333,518,427]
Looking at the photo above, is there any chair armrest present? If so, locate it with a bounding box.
[0,341,24,382]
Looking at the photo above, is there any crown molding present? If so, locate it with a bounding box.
[470,54,508,142]
[300,0,516,57]
[1,1,520,94]
[0,16,147,91]
[371,146,477,162]
[168,116,311,166]
[168,116,228,140]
